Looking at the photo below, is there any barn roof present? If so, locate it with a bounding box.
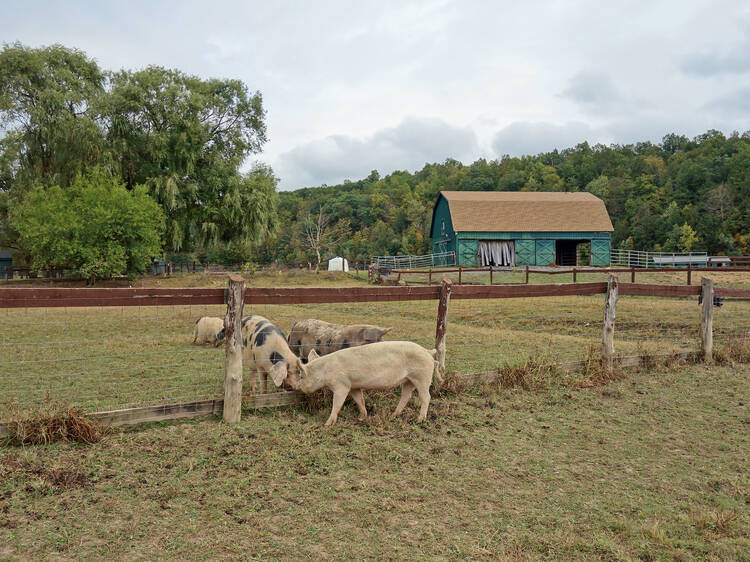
[439,191,614,232]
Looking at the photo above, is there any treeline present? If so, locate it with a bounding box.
[0,43,277,279]
[263,130,750,266]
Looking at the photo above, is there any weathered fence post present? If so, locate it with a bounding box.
[434,278,452,380]
[223,274,245,423]
[489,267,493,286]
[701,277,713,363]
[602,274,619,363]
[573,267,577,283]
[428,269,433,285]
[458,266,462,285]
[687,264,691,286]
[525,265,529,284]
[631,267,635,283]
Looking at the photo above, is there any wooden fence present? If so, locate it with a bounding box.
[385,264,750,286]
[1,276,749,437]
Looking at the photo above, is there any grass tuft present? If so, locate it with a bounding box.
[3,402,104,446]
[576,345,624,388]
[435,371,468,396]
[691,509,739,536]
[715,333,750,364]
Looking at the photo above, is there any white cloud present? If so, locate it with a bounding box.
[276,116,479,188]
[491,122,600,157]
[2,0,750,187]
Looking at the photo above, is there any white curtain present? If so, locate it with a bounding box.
[479,241,515,266]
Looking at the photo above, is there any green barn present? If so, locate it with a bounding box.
[430,191,614,267]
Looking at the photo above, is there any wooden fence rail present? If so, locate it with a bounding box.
[2,281,748,308]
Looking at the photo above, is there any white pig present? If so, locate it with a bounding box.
[287,341,441,426]
[192,316,225,346]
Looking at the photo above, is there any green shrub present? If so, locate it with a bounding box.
[12,169,164,280]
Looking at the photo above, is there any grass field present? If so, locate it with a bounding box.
[1,362,748,559]
[1,271,749,416]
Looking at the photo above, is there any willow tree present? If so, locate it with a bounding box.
[0,43,107,252]
[104,66,273,251]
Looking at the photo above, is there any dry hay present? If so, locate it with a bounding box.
[3,402,104,446]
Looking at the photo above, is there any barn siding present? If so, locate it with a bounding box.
[430,195,457,257]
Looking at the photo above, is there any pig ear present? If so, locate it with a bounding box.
[308,349,320,361]
[379,327,392,336]
[296,357,307,375]
[270,361,288,387]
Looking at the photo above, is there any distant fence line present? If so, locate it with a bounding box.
[371,252,456,271]
[380,264,750,286]
[1,276,748,436]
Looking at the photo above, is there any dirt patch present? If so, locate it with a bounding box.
[1,454,90,490]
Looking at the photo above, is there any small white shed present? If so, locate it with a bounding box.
[327,257,349,272]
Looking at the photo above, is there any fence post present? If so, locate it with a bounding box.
[602,274,618,362]
[687,264,691,286]
[701,277,713,363]
[489,267,493,286]
[223,274,245,423]
[631,267,635,283]
[525,265,529,284]
[458,266,462,285]
[435,278,452,381]
[573,267,577,283]
[428,269,432,285]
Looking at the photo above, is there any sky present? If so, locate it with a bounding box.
[3,0,750,190]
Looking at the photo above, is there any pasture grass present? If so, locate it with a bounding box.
[1,271,748,415]
[0,362,748,559]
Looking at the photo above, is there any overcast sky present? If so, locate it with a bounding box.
[3,0,749,189]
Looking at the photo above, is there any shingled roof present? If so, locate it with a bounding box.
[439,191,614,232]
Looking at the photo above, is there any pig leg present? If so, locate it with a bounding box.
[391,381,415,418]
[325,386,349,427]
[413,377,431,423]
[349,389,367,420]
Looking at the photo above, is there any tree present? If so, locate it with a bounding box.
[704,183,734,222]
[0,44,107,250]
[11,169,164,280]
[678,223,699,252]
[303,208,351,271]
[104,66,268,251]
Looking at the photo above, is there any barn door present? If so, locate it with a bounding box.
[515,239,535,266]
[535,240,555,266]
[590,239,611,266]
[457,239,478,266]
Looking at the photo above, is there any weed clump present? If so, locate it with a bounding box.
[576,345,624,388]
[435,371,467,396]
[715,334,750,364]
[3,403,104,446]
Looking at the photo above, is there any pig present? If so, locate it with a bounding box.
[287,319,392,360]
[287,341,442,426]
[192,316,225,347]
[240,315,304,392]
